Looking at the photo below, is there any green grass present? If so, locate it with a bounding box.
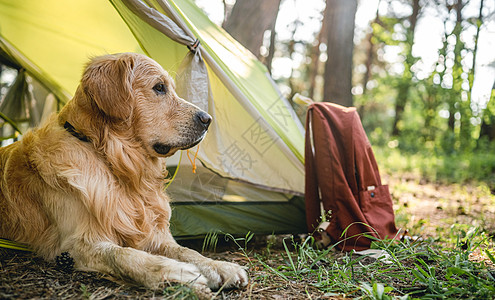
[192,145,495,299]
[192,147,495,299]
[373,146,495,188]
[236,229,495,299]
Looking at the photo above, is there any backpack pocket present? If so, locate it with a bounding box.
[359,185,398,240]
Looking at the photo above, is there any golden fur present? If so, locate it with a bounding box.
[0,53,247,290]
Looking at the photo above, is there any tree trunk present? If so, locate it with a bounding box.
[448,0,464,133]
[479,115,495,143]
[391,80,412,137]
[222,0,281,60]
[461,0,484,150]
[264,2,281,74]
[470,0,483,90]
[454,0,474,150]
[362,1,381,96]
[322,0,358,107]
[479,121,495,142]
[391,0,420,136]
[308,13,327,100]
[479,82,495,143]
[474,0,493,145]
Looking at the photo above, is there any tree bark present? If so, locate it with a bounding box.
[391,0,420,136]
[448,0,464,133]
[322,0,358,107]
[308,15,326,100]
[479,114,495,143]
[362,2,381,96]
[264,2,281,74]
[470,0,484,91]
[478,81,494,144]
[223,0,281,60]
[474,0,493,144]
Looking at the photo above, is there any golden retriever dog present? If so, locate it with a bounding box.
[0,53,248,291]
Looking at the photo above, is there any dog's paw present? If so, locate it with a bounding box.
[201,260,248,290]
[162,261,209,288]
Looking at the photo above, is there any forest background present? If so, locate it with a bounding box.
[197,0,495,188]
[1,1,495,298]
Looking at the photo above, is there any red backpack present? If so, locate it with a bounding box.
[305,102,398,251]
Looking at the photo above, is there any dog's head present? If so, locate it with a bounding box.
[78,53,211,157]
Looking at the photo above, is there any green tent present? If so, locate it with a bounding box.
[0,0,306,237]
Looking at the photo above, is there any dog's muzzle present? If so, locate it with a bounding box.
[152,111,211,156]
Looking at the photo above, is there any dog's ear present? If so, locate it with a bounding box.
[81,54,135,120]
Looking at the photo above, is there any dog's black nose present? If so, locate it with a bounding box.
[196,111,212,129]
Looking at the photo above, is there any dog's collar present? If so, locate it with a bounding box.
[64,121,89,142]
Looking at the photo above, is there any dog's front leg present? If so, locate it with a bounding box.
[152,233,249,290]
[70,241,208,289]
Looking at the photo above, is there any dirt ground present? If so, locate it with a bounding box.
[383,173,495,238]
[1,174,494,299]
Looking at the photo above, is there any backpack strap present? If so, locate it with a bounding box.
[304,106,322,232]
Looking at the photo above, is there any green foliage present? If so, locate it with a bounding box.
[353,1,492,161]
[359,282,398,300]
[371,17,403,45]
[162,284,200,299]
[202,230,220,253]
[224,231,255,265]
[249,227,495,299]
[79,284,91,299]
[374,145,495,188]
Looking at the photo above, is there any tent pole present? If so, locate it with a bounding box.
[0,37,70,104]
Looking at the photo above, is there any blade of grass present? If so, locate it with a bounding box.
[282,238,299,278]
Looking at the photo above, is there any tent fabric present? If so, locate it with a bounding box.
[0,64,57,140]
[171,200,306,237]
[0,1,143,101]
[0,69,39,128]
[0,38,72,104]
[0,0,304,193]
[121,0,210,111]
[305,102,398,251]
[167,164,306,236]
[110,0,305,193]
[171,0,305,163]
[0,0,307,237]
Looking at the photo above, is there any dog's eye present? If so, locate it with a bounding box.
[153,83,167,95]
